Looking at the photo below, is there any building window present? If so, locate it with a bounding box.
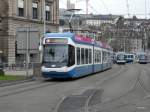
[32,2,38,19]
[45,5,51,21]
[18,0,24,17]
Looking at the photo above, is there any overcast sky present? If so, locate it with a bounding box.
[59,0,150,18]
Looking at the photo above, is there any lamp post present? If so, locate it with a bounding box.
[43,0,46,35]
[26,27,29,77]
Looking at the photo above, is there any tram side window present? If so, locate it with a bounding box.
[97,51,99,63]
[94,50,97,63]
[81,48,85,64]
[106,52,109,62]
[105,52,108,62]
[100,51,102,63]
[89,49,92,64]
[97,50,99,63]
[77,47,80,65]
[68,45,75,67]
[95,50,99,63]
[99,51,101,63]
[102,51,104,62]
[85,49,89,64]
[103,51,106,62]
[108,53,111,62]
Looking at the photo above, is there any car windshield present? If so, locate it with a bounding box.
[43,45,68,65]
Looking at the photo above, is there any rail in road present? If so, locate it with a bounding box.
[54,64,150,112]
[0,64,122,98]
[54,64,127,112]
[88,64,150,112]
[0,64,123,112]
[1,64,147,112]
[0,80,60,98]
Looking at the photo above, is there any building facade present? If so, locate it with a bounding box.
[0,0,59,64]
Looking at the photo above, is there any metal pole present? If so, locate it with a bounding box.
[144,28,147,52]
[26,27,29,77]
[124,36,126,52]
[26,0,29,77]
[39,0,46,63]
[43,0,46,34]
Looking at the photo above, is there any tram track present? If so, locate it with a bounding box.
[0,64,128,112]
[0,65,121,100]
[136,64,150,94]
[0,80,60,98]
[87,63,150,112]
[85,64,130,112]
[54,64,128,112]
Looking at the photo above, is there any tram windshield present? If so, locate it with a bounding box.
[43,44,75,67]
[139,54,147,60]
[117,54,125,60]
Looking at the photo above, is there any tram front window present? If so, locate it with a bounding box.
[43,45,75,68]
[117,54,125,61]
[139,55,146,60]
[43,45,68,67]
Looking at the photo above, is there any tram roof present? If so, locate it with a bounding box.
[45,32,75,38]
[44,32,112,50]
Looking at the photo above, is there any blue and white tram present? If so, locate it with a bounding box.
[116,52,126,64]
[125,53,134,63]
[137,52,148,64]
[41,32,113,79]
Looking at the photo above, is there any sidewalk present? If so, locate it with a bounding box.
[4,69,33,76]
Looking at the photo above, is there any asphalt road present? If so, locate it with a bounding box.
[0,64,149,112]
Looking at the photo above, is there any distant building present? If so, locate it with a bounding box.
[59,8,87,32]
[124,18,146,53]
[0,0,59,64]
[59,11,120,31]
[67,0,75,10]
[85,14,120,26]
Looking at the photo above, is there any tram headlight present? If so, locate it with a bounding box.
[61,66,68,72]
[42,66,45,69]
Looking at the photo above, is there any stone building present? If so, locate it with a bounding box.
[0,0,59,64]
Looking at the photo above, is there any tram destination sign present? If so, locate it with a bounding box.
[45,38,68,44]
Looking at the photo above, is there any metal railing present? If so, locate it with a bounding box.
[1,62,41,77]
